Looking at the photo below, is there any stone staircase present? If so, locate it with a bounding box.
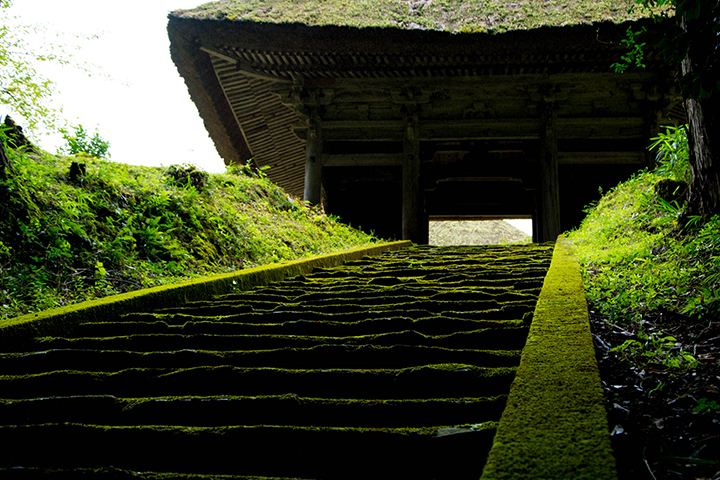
[0,244,555,479]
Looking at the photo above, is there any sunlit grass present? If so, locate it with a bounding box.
[0,148,380,320]
[566,127,720,326]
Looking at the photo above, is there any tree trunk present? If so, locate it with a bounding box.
[685,94,720,218]
[681,12,720,219]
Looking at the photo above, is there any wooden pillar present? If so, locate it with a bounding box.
[538,103,561,242]
[402,114,423,243]
[303,115,322,205]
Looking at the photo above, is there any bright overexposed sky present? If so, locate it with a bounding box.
[3,0,227,173]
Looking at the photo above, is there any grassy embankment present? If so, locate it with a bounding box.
[0,147,380,321]
[566,125,719,392]
[567,125,720,352]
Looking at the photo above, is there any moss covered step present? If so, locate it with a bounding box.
[168,295,536,314]
[302,267,551,282]
[152,298,537,317]
[253,254,547,268]
[216,282,543,302]
[0,243,558,478]
[0,394,508,427]
[387,244,554,256]
[233,269,548,290]
[246,274,546,294]
[0,422,497,479]
[216,287,445,302]
[35,327,529,352]
[195,290,539,309]
[117,305,533,326]
[67,315,525,337]
[0,345,521,374]
[0,364,517,399]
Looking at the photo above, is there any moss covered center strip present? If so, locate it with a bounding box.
[480,236,616,480]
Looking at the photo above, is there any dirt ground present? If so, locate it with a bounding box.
[592,311,720,479]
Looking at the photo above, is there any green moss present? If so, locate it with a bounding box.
[0,241,410,351]
[102,393,507,407]
[145,363,514,378]
[173,0,651,33]
[8,421,494,437]
[481,236,616,480]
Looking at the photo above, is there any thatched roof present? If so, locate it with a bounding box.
[171,0,649,33]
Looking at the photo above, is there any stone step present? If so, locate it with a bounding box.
[195,290,538,309]
[153,298,537,316]
[35,326,529,351]
[1,422,497,479]
[0,345,520,374]
[0,394,507,427]
[119,306,533,326]
[0,364,517,399]
[69,315,524,337]
[248,275,545,294]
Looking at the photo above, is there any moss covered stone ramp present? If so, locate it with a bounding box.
[0,239,615,479]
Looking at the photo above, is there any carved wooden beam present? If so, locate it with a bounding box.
[558,152,645,164]
[319,117,647,142]
[201,47,292,84]
[322,153,403,167]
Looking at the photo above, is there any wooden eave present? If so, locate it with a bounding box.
[170,16,668,73]
[168,16,677,196]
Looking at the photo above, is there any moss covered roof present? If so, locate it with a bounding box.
[171,0,650,34]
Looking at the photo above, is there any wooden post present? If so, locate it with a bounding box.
[402,114,423,242]
[303,115,323,205]
[538,103,561,242]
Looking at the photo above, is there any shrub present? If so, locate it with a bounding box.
[60,125,110,159]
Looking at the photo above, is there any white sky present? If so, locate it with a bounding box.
[506,219,533,236]
[3,1,534,236]
[4,0,227,173]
